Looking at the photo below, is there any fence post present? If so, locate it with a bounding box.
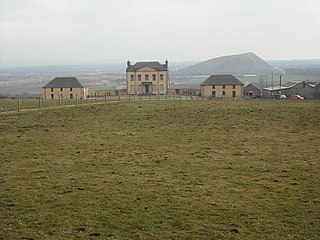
[129,94,130,101]
[104,94,107,102]
[76,94,78,105]
[166,93,168,100]
[38,96,41,109]
[18,98,21,112]
[59,95,61,106]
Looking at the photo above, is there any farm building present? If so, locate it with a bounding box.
[200,75,244,98]
[126,60,169,95]
[244,83,262,99]
[42,77,88,100]
[262,81,318,99]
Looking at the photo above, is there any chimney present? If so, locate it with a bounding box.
[165,59,168,68]
[127,60,131,68]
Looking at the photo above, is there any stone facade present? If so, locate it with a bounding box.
[126,61,169,95]
[42,77,88,100]
[200,75,244,98]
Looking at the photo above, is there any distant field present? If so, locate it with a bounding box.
[1,100,319,239]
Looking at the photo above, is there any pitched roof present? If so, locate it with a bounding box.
[200,75,243,86]
[127,61,167,71]
[244,83,261,91]
[43,77,85,88]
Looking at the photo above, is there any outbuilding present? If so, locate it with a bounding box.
[42,77,88,100]
[200,75,244,98]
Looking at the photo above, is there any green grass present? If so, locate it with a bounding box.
[1,100,319,239]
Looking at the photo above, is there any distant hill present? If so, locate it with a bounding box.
[173,52,281,76]
[267,59,320,75]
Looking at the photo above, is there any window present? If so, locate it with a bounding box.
[145,74,149,81]
[60,93,64,98]
[152,85,156,91]
[212,91,216,97]
[232,91,236,97]
[138,85,142,91]
[233,85,236,89]
[212,85,215,89]
[138,75,141,81]
[130,85,135,91]
[70,94,74,99]
[70,88,73,91]
[60,88,63,92]
[160,84,164,91]
[160,74,164,80]
[152,74,156,81]
[130,75,134,81]
[51,94,54,99]
[222,85,226,89]
[222,90,226,96]
[51,88,53,92]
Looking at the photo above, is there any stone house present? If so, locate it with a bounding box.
[126,60,169,95]
[42,77,88,100]
[200,75,244,98]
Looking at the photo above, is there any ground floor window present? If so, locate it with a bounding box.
[152,85,156,91]
[138,85,142,91]
[232,91,236,97]
[130,85,135,91]
[160,84,164,91]
[70,94,74,99]
[51,94,54,99]
[212,91,216,97]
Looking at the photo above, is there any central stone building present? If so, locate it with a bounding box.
[126,60,169,95]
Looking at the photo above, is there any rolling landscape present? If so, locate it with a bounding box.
[1,1,320,239]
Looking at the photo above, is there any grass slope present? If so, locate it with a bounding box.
[1,100,319,239]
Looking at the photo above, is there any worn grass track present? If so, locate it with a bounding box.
[1,100,319,239]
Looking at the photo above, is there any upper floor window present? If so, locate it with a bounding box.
[60,88,63,92]
[70,88,73,91]
[160,74,164,80]
[145,74,149,81]
[222,85,226,89]
[138,75,141,81]
[51,88,53,92]
[212,85,215,89]
[233,85,236,89]
[152,74,156,81]
[130,75,134,81]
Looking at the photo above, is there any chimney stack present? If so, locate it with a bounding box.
[165,59,168,68]
[127,60,131,68]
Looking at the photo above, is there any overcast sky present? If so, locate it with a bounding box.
[0,0,319,67]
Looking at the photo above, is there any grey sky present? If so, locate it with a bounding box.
[0,0,319,67]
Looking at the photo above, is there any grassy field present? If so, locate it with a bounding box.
[0,100,319,239]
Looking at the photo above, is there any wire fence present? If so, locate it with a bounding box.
[0,94,244,113]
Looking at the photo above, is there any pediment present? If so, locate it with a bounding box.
[137,67,157,72]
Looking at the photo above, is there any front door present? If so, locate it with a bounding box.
[145,85,150,94]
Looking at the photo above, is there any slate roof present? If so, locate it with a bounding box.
[43,77,85,88]
[200,75,243,86]
[127,61,167,71]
